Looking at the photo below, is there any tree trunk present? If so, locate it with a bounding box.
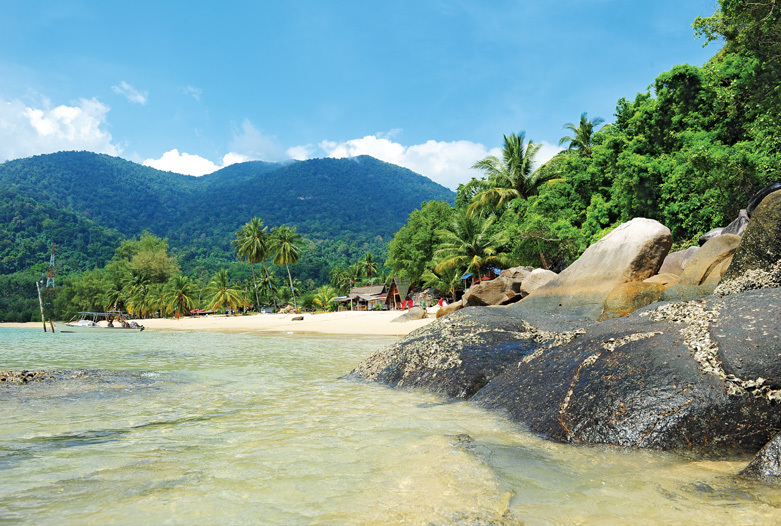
[263,262,278,311]
[539,251,550,270]
[286,264,297,309]
[250,265,260,310]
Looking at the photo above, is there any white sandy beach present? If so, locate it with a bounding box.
[0,309,438,337]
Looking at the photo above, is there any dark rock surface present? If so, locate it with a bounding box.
[722,190,781,283]
[473,294,781,453]
[353,289,781,455]
[350,307,583,399]
[739,431,781,483]
[712,288,781,388]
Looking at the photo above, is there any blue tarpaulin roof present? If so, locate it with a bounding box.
[461,268,502,280]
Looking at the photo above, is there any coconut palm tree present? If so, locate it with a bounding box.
[434,210,508,282]
[359,251,380,283]
[164,275,198,318]
[270,225,304,309]
[125,282,150,317]
[313,285,338,312]
[558,112,605,156]
[233,217,277,311]
[421,265,463,303]
[468,132,554,215]
[206,269,248,313]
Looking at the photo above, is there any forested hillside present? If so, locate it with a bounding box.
[0,153,454,320]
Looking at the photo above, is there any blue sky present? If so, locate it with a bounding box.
[0,0,720,189]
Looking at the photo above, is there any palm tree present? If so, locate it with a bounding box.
[104,277,127,312]
[145,283,166,318]
[421,265,463,303]
[434,210,508,282]
[125,282,150,317]
[329,266,350,293]
[270,225,304,309]
[232,217,276,311]
[558,112,605,156]
[206,269,248,313]
[312,285,338,312]
[468,132,553,215]
[164,275,198,318]
[359,252,380,283]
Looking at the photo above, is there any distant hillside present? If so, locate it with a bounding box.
[0,151,455,279]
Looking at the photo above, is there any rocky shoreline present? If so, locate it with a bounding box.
[351,186,781,484]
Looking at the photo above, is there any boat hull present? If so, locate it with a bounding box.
[59,324,144,333]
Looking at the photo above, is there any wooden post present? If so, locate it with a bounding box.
[36,281,46,332]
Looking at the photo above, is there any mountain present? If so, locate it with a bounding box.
[0,151,454,285]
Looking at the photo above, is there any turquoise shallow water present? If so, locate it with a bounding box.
[1,328,780,525]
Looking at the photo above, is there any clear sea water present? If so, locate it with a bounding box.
[1,328,779,525]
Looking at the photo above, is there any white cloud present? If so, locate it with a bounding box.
[296,133,563,190]
[0,96,119,161]
[142,149,252,176]
[111,81,148,105]
[143,149,219,176]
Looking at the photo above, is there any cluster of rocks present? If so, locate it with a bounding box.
[351,184,781,484]
[0,370,56,384]
[0,369,96,384]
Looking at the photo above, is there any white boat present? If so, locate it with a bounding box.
[60,312,145,333]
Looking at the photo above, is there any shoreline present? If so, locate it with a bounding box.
[0,309,438,337]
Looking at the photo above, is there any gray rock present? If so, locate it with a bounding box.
[659,246,699,276]
[350,307,555,399]
[662,234,741,301]
[520,217,672,320]
[723,209,750,237]
[520,268,557,295]
[391,306,427,322]
[473,289,781,454]
[463,275,523,306]
[739,432,781,483]
[699,227,726,245]
[354,288,781,455]
[435,299,464,319]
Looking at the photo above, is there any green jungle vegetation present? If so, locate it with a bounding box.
[386,0,781,301]
[0,154,453,321]
[3,0,778,322]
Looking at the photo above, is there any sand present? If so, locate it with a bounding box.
[0,309,438,337]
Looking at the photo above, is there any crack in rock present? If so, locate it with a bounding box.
[642,300,781,402]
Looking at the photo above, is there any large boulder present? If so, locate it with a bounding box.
[519,218,672,320]
[391,306,427,322]
[520,268,557,295]
[349,307,572,399]
[722,189,781,283]
[661,234,741,301]
[462,266,534,306]
[472,288,781,454]
[353,288,781,455]
[500,266,534,280]
[658,246,699,276]
[643,272,680,289]
[598,281,665,321]
[435,299,464,319]
[463,276,522,306]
